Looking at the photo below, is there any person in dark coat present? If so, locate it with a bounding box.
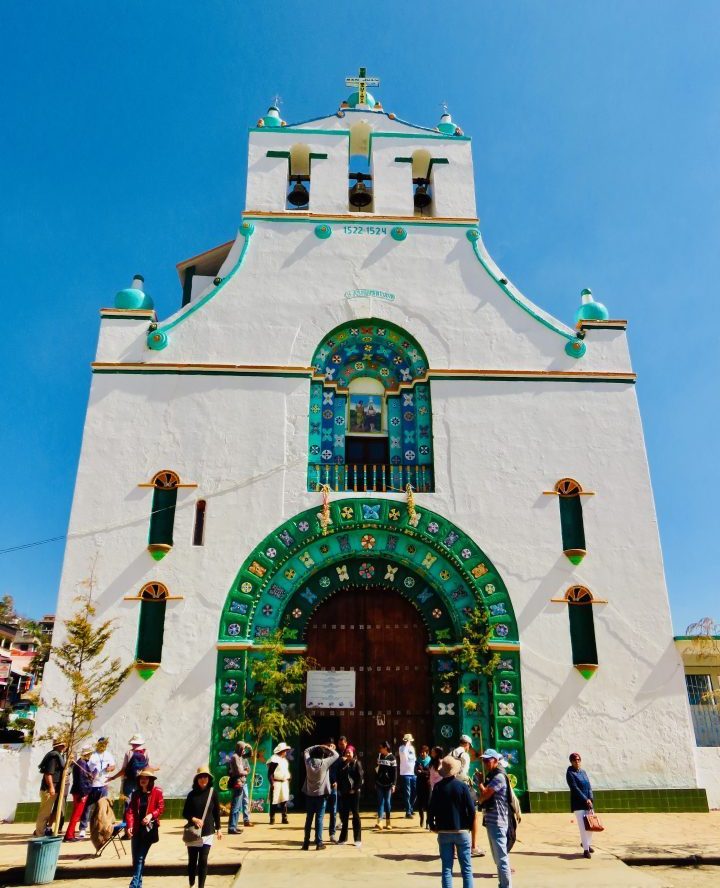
[374,740,397,831]
[427,755,476,888]
[337,745,364,846]
[126,769,164,888]
[566,752,595,858]
[414,744,432,828]
[183,765,222,888]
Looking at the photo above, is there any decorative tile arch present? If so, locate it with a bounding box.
[211,497,526,806]
[308,320,435,492]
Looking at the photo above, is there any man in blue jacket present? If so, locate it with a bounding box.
[427,755,475,888]
[566,752,594,858]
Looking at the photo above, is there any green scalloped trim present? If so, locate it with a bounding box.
[466,229,580,346]
[211,498,527,802]
[146,223,255,347]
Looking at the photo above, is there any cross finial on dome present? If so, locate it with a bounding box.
[344,66,380,106]
[440,100,449,115]
[271,94,282,109]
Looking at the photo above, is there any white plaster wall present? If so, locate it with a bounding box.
[99,223,632,373]
[0,745,32,820]
[32,367,696,798]
[694,747,720,808]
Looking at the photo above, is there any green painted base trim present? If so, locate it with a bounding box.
[527,788,709,814]
[577,667,596,680]
[13,797,190,823]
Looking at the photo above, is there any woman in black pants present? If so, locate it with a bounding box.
[337,745,364,847]
[183,765,222,888]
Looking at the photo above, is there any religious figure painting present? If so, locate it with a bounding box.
[349,394,382,433]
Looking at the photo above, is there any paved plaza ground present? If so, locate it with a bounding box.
[1,812,718,887]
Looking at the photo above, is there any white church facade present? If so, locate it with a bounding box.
[30,73,707,813]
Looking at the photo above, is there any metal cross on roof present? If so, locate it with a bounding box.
[271,94,282,109]
[344,66,380,105]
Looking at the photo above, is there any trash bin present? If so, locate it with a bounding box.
[24,835,62,885]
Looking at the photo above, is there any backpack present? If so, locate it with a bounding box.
[125,749,149,782]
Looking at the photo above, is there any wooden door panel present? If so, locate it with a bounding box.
[306,585,431,797]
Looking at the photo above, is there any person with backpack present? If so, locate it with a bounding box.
[109,734,153,801]
[477,749,514,888]
[108,734,154,837]
[227,741,252,833]
[34,739,67,836]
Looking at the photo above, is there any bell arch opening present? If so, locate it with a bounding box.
[211,498,526,812]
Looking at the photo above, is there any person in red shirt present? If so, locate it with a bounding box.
[125,769,164,888]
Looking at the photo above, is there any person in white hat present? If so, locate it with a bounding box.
[63,744,94,841]
[107,734,155,837]
[451,734,485,857]
[79,736,116,838]
[398,733,417,818]
[267,742,292,825]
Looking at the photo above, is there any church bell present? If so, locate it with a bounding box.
[413,178,432,210]
[287,175,310,208]
[348,172,373,208]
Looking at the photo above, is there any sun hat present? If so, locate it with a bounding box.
[273,742,291,754]
[80,744,94,755]
[195,764,212,778]
[439,755,462,778]
[402,733,415,743]
[52,739,66,749]
[128,734,145,746]
[459,734,473,745]
[481,748,502,760]
[136,769,156,781]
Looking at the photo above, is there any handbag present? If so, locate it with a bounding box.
[183,789,214,846]
[583,808,604,832]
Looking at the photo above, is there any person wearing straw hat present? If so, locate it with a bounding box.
[108,733,154,838]
[227,740,253,833]
[79,736,116,838]
[477,749,512,888]
[398,733,417,818]
[34,739,67,837]
[126,769,165,888]
[427,754,475,888]
[267,742,292,825]
[63,743,94,841]
[183,765,222,888]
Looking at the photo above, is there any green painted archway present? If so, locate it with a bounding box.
[211,497,526,810]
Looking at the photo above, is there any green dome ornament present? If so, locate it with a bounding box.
[115,275,154,310]
[574,288,609,325]
[437,112,456,135]
[347,90,376,109]
[263,105,283,127]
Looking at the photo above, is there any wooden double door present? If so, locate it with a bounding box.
[303,585,432,802]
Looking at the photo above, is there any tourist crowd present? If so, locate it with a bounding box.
[35,732,598,888]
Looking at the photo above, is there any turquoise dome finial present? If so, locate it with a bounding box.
[115,274,154,310]
[263,104,282,127]
[574,287,609,325]
[437,102,462,135]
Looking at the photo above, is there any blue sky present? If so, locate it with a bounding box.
[2,1,718,632]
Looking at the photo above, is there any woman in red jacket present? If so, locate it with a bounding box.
[125,769,164,888]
